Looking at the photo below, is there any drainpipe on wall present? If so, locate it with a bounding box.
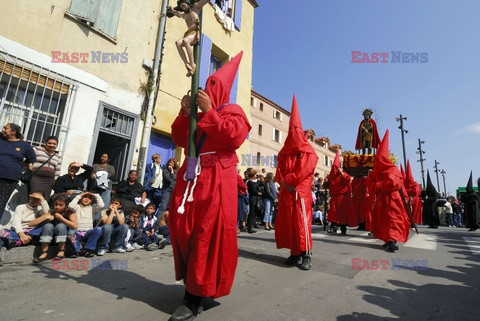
[137,0,168,184]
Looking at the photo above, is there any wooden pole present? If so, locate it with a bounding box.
[185,8,202,181]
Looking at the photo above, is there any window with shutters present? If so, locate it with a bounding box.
[66,0,123,40]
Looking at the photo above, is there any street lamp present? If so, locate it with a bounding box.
[440,169,447,196]
[433,160,441,193]
[416,139,426,188]
[395,114,408,169]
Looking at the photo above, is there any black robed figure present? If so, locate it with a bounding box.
[422,170,439,228]
[461,171,480,231]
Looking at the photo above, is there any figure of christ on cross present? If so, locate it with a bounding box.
[167,0,210,77]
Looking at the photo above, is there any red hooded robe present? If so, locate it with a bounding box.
[405,160,422,224]
[367,130,411,243]
[351,176,371,225]
[169,51,251,298]
[327,151,357,227]
[274,95,318,256]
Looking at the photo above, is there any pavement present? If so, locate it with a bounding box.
[1,225,480,321]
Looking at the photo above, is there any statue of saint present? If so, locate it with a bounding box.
[167,0,210,77]
[355,109,380,154]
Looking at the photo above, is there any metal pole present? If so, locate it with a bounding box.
[434,160,441,193]
[440,169,447,196]
[417,139,426,188]
[138,0,169,183]
[396,114,407,169]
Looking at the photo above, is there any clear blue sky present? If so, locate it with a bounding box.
[252,0,480,196]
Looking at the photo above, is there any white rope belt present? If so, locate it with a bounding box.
[177,151,216,214]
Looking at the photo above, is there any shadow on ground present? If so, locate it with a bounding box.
[33,260,220,315]
[337,229,480,321]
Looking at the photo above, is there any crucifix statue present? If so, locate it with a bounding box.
[167,0,210,77]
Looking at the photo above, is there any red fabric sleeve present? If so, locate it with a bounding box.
[197,106,251,149]
[282,152,318,187]
[171,115,190,149]
[237,174,247,195]
[375,174,402,192]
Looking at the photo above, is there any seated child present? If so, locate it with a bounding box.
[98,197,128,255]
[313,205,324,225]
[125,205,144,251]
[0,191,51,260]
[157,210,171,245]
[68,192,104,257]
[140,203,167,251]
[36,193,78,262]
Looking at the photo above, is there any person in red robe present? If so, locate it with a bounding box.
[367,130,411,252]
[351,176,370,230]
[274,95,318,271]
[326,151,356,235]
[355,108,380,154]
[404,160,422,225]
[168,51,251,321]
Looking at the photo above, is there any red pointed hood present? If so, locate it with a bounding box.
[205,51,243,110]
[404,160,419,192]
[329,150,341,177]
[278,95,315,156]
[400,163,405,180]
[373,130,396,173]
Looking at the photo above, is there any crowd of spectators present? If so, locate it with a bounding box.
[0,123,176,265]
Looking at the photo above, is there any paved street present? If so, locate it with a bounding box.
[1,225,480,321]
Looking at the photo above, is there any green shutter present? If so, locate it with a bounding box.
[68,0,100,23]
[95,0,123,39]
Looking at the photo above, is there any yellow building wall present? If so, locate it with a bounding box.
[0,0,160,93]
[154,1,256,162]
